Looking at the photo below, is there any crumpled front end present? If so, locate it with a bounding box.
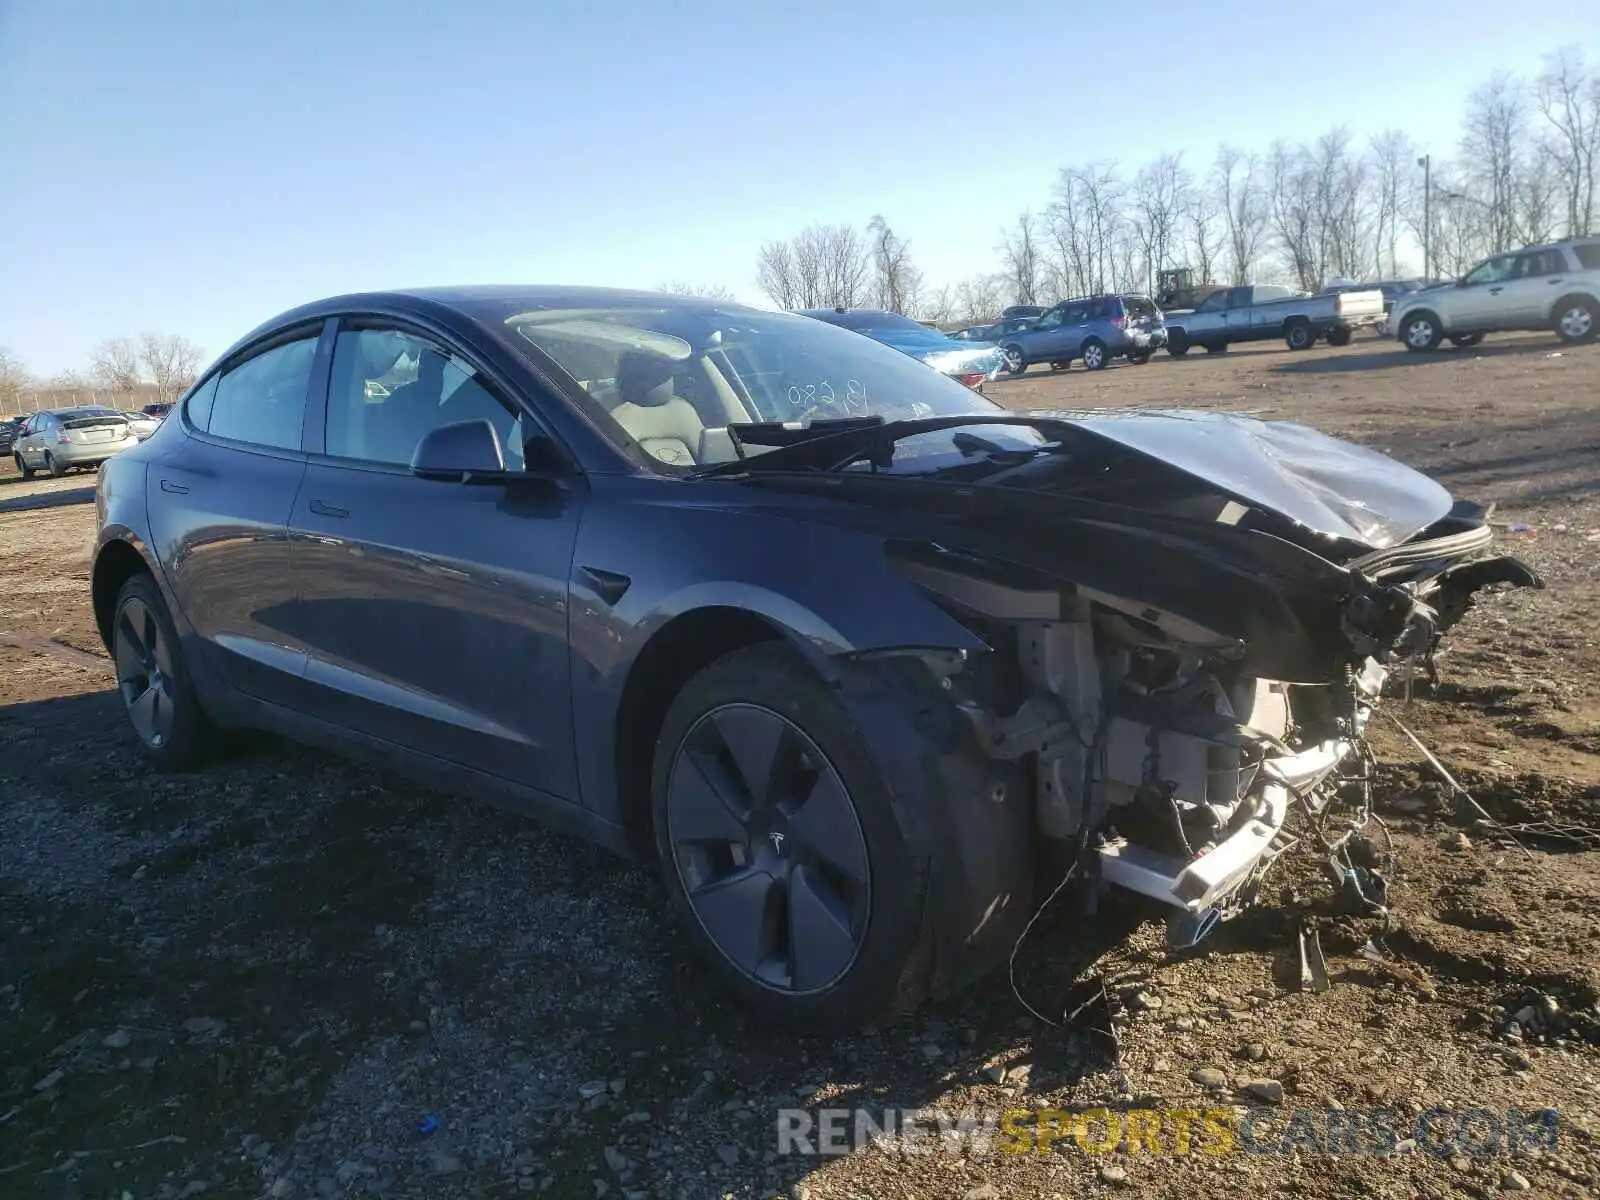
[882,499,1541,947]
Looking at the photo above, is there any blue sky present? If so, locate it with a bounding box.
[1,0,1592,374]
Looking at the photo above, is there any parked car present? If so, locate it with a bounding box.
[1162,284,1384,355]
[126,409,163,440]
[91,285,1538,1027]
[1389,239,1600,351]
[1000,305,1046,321]
[1322,279,1422,333]
[994,293,1167,373]
[0,417,18,456]
[12,406,141,477]
[798,307,1003,390]
[142,402,174,419]
[947,316,1036,342]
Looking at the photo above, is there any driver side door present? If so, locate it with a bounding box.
[1447,254,1517,330]
[289,319,587,802]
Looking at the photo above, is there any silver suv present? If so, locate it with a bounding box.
[1390,239,1600,351]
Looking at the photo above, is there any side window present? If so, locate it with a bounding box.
[1574,243,1600,271]
[325,327,527,469]
[207,336,318,450]
[1227,287,1253,308]
[1033,307,1066,330]
[184,375,220,432]
[1198,291,1228,312]
[1463,255,1516,285]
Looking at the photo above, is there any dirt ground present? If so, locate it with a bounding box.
[3,332,1599,1200]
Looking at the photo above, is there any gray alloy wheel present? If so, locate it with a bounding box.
[114,592,179,751]
[45,452,66,478]
[1081,339,1106,370]
[664,701,872,995]
[1402,312,1442,351]
[1555,298,1596,343]
[1002,345,1026,375]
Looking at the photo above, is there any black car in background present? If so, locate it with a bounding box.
[0,418,18,456]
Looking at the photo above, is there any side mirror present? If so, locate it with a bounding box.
[411,419,509,484]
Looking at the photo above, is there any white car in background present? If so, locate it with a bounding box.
[126,409,162,440]
[1391,238,1600,350]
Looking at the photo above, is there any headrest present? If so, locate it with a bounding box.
[615,349,677,408]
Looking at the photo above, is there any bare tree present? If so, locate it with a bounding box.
[952,275,1006,325]
[866,215,921,314]
[755,223,870,310]
[1214,146,1267,284]
[91,336,142,397]
[1182,187,1224,287]
[1368,129,1415,276]
[139,333,204,400]
[1537,46,1600,236]
[1266,141,1322,290]
[999,212,1043,306]
[657,281,738,300]
[921,284,956,326]
[1131,154,1188,293]
[1048,162,1124,296]
[0,347,30,416]
[1459,71,1530,252]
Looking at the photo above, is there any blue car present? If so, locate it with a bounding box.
[800,308,1004,391]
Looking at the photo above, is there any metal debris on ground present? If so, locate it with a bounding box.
[1383,713,1537,863]
[1298,924,1330,994]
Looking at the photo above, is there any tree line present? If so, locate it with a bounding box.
[0,334,205,418]
[754,45,1598,326]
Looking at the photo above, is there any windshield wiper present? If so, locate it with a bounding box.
[725,416,883,453]
[692,414,1081,477]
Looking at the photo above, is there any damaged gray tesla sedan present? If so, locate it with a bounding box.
[91,287,1540,1027]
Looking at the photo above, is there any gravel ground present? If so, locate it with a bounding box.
[3,332,1599,1200]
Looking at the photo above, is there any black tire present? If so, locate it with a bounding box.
[111,573,213,771]
[1399,310,1443,352]
[1448,333,1484,348]
[1166,329,1190,357]
[45,452,66,478]
[15,453,33,481]
[1284,320,1315,351]
[1552,296,1597,344]
[650,643,931,1028]
[1080,338,1108,370]
[1202,340,1229,353]
[1001,345,1027,376]
[1326,326,1353,347]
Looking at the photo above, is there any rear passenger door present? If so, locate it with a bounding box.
[288,319,586,801]
[145,323,329,707]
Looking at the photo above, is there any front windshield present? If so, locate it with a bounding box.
[486,302,1005,470]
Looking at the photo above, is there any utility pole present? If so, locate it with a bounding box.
[1417,154,1431,283]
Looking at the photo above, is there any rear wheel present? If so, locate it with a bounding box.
[112,573,212,770]
[1448,332,1484,348]
[1284,320,1315,351]
[1081,338,1108,370]
[1002,346,1027,376]
[1401,311,1443,352]
[45,453,67,478]
[651,644,930,1028]
[1553,296,1597,344]
[1326,326,1353,347]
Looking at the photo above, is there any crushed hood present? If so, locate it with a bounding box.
[1034,409,1453,550]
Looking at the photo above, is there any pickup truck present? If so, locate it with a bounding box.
[1162,284,1385,355]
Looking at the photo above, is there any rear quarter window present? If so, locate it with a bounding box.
[1573,243,1600,271]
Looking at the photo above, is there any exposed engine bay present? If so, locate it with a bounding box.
[867,459,1542,950]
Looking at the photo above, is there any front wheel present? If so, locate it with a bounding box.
[1002,346,1027,376]
[1080,339,1108,370]
[650,644,931,1028]
[1400,311,1443,352]
[1448,332,1484,348]
[1553,297,1597,344]
[112,573,213,770]
[1166,329,1191,357]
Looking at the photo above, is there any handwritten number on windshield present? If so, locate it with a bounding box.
[788,379,869,417]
